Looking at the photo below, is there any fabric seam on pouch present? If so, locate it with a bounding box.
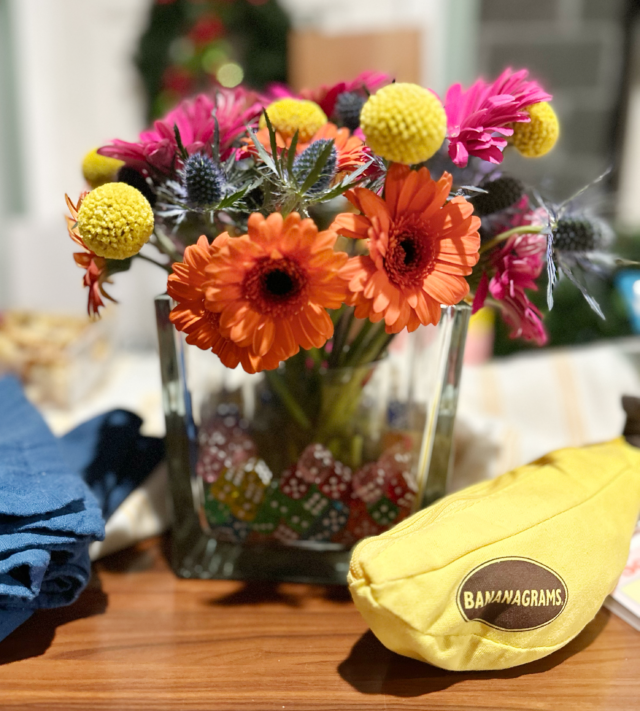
[364,583,582,653]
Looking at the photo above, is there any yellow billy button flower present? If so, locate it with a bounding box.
[259,98,328,142]
[81,148,124,189]
[511,102,559,158]
[76,183,154,260]
[360,83,446,164]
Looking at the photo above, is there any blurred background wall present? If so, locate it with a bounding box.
[0,0,639,347]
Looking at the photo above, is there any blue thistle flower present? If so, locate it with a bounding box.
[292,139,337,195]
[184,153,225,207]
[334,91,366,131]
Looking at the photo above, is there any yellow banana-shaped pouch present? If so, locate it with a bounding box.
[348,401,640,671]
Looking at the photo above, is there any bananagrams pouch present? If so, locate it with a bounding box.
[348,432,640,671]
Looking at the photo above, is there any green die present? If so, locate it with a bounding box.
[367,496,400,528]
[203,488,233,527]
[252,481,287,535]
[287,486,330,536]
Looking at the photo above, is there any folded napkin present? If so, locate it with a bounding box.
[60,409,165,520]
[0,376,105,642]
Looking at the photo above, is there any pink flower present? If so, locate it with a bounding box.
[445,68,552,167]
[99,88,264,173]
[473,198,548,344]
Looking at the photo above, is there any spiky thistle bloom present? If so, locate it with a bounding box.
[292,139,337,194]
[76,183,154,259]
[546,205,615,318]
[246,122,368,174]
[204,213,349,371]
[65,193,116,317]
[472,175,525,217]
[334,92,367,131]
[445,67,552,167]
[333,164,481,333]
[81,148,123,189]
[184,153,225,207]
[360,83,447,164]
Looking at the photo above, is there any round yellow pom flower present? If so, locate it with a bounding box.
[511,102,559,158]
[360,83,446,164]
[81,148,124,189]
[259,98,327,142]
[77,183,154,260]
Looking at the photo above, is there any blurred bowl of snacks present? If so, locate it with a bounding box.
[0,310,113,408]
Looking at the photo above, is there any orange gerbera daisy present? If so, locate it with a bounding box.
[65,193,115,317]
[167,235,275,373]
[332,164,481,333]
[247,122,368,173]
[204,212,349,368]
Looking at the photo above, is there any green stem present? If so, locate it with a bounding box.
[136,252,172,273]
[314,369,371,445]
[358,325,394,365]
[342,319,376,367]
[328,307,354,369]
[152,229,183,263]
[265,370,312,431]
[479,224,545,255]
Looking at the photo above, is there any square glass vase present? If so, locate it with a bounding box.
[155,294,470,584]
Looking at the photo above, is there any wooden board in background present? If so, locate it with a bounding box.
[288,29,421,91]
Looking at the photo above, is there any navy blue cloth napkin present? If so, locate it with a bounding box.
[0,376,164,643]
[60,409,165,520]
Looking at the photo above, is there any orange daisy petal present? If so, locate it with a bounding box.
[337,164,480,332]
[204,212,349,370]
[167,236,275,371]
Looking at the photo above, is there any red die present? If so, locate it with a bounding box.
[196,415,257,484]
[278,465,310,500]
[272,523,299,545]
[345,497,384,541]
[379,446,418,511]
[297,444,335,484]
[352,461,386,504]
[297,444,352,501]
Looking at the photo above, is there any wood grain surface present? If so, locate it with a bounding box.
[1,537,639,711]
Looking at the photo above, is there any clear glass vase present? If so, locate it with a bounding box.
[155,295,471,584]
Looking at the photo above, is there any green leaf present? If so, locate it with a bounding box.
[340,158,375,186]
[286,129,299,176]
[216,186,249,209]
[299,140,335,194]
[313,159,375,201]
[262,110,283,177]
[212,115,220,162]
[173,124,189,161]
[248,128,279,175]
[105,257,134,276]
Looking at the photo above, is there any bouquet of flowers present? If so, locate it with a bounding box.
[64,68,615,550]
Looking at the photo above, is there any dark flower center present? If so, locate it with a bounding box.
[243,256,308,316]
[399,239,417,266]
[265,269,294,297]
[385,221,436,288]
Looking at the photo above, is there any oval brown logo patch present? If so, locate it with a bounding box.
[457,557,568,631]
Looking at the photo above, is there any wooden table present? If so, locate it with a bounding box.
[1,537,639,711]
